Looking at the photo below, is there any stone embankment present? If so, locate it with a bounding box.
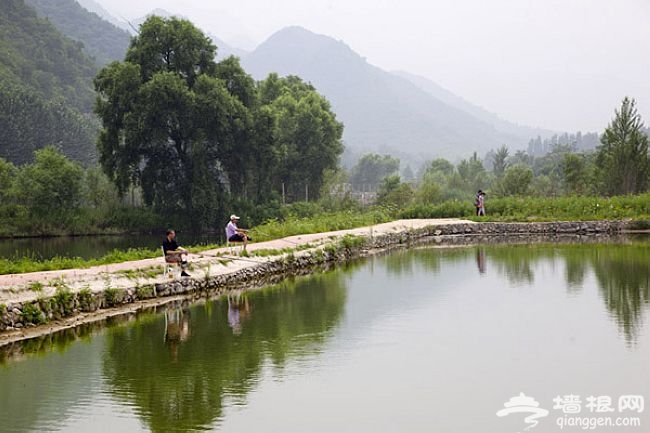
[0,219,632,345]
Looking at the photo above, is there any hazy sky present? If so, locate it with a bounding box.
[97,0,650,133]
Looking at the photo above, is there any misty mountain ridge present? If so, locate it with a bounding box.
[394,70,556,141]
[242,26,538,164]
[76,0,133,33]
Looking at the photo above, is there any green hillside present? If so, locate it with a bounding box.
[26,0,131,66]
[0,0,98,165]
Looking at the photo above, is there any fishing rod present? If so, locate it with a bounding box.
[200,252,268,264]
[249,228,303,246]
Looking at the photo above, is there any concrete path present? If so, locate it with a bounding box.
[0,218,473,305]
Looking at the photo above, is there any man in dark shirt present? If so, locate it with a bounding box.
[163,229,191,277]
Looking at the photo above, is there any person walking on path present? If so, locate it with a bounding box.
[477,191,486,216]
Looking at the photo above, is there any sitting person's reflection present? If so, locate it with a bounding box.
[165,308,191,361]
[476,248,486,274]
[227,293,251,335]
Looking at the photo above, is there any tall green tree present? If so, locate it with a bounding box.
[265,76,343,202]
[596,97,650,195]
[95,17,343,224]
[94,16,249,227]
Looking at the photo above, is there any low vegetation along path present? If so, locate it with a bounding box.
[0,219,473,306]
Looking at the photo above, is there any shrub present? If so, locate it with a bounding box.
[77,287,95,312]
[136,285,155,299]
[22,303,46,324]
[53,287,75,316]
[103,287,124,307]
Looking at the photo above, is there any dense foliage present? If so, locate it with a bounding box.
[95,16,343,229]
[0,0,98,165]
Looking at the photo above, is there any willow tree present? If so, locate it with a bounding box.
[95,17,344,226]
[596,97,650,195]
[94,16,250,227]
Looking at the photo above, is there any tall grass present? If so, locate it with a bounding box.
[245,208,393,242]
[0,248,161,275]
[400,193,650,221]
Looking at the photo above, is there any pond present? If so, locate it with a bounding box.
[0,232,217,261]
[0,237,649,433]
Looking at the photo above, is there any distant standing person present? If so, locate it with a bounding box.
[477,191,486,216]
[225,214,251,250]
[162,229,191,277]
[475,190,483,216]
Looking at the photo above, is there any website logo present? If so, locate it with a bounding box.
[496,393,549,432]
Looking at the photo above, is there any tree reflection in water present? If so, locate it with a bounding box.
[485,240,650,344]
[380,239,650,345]
[102,272,347,432]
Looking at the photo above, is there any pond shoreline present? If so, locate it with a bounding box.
[0,219,636,348]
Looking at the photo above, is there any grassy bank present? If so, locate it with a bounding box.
[2,194,649,276]
[0,248,162,275]
[401,193,650,222]
[0,209,393,275]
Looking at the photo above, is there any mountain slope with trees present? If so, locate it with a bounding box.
[26,0,131,66]
[0,0,99,165]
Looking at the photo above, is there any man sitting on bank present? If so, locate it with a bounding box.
[225,214,250,250]
[163,229,191,277]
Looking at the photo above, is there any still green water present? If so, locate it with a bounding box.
[0,232,215,261]
[0,239,649,433]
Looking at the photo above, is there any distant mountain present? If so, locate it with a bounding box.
[394,70,555,143]
[76,0,133,33]
[26,0,131,66]
[242,26,527,163]
[0,0,98,165]
[210,34,249,60]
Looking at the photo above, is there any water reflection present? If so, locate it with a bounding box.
[475,247,486,274]
[482,241,650,343]
[102,272,347,432]
[165,308,192,362]
[591,245,650,342]
[377,239,650,345]
[0,329,106,433]
[0,237,649,432]
[227,294,251,335]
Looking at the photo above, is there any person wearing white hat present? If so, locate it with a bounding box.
[225,214,250,249]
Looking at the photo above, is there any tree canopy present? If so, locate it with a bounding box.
[94,17,343,228]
